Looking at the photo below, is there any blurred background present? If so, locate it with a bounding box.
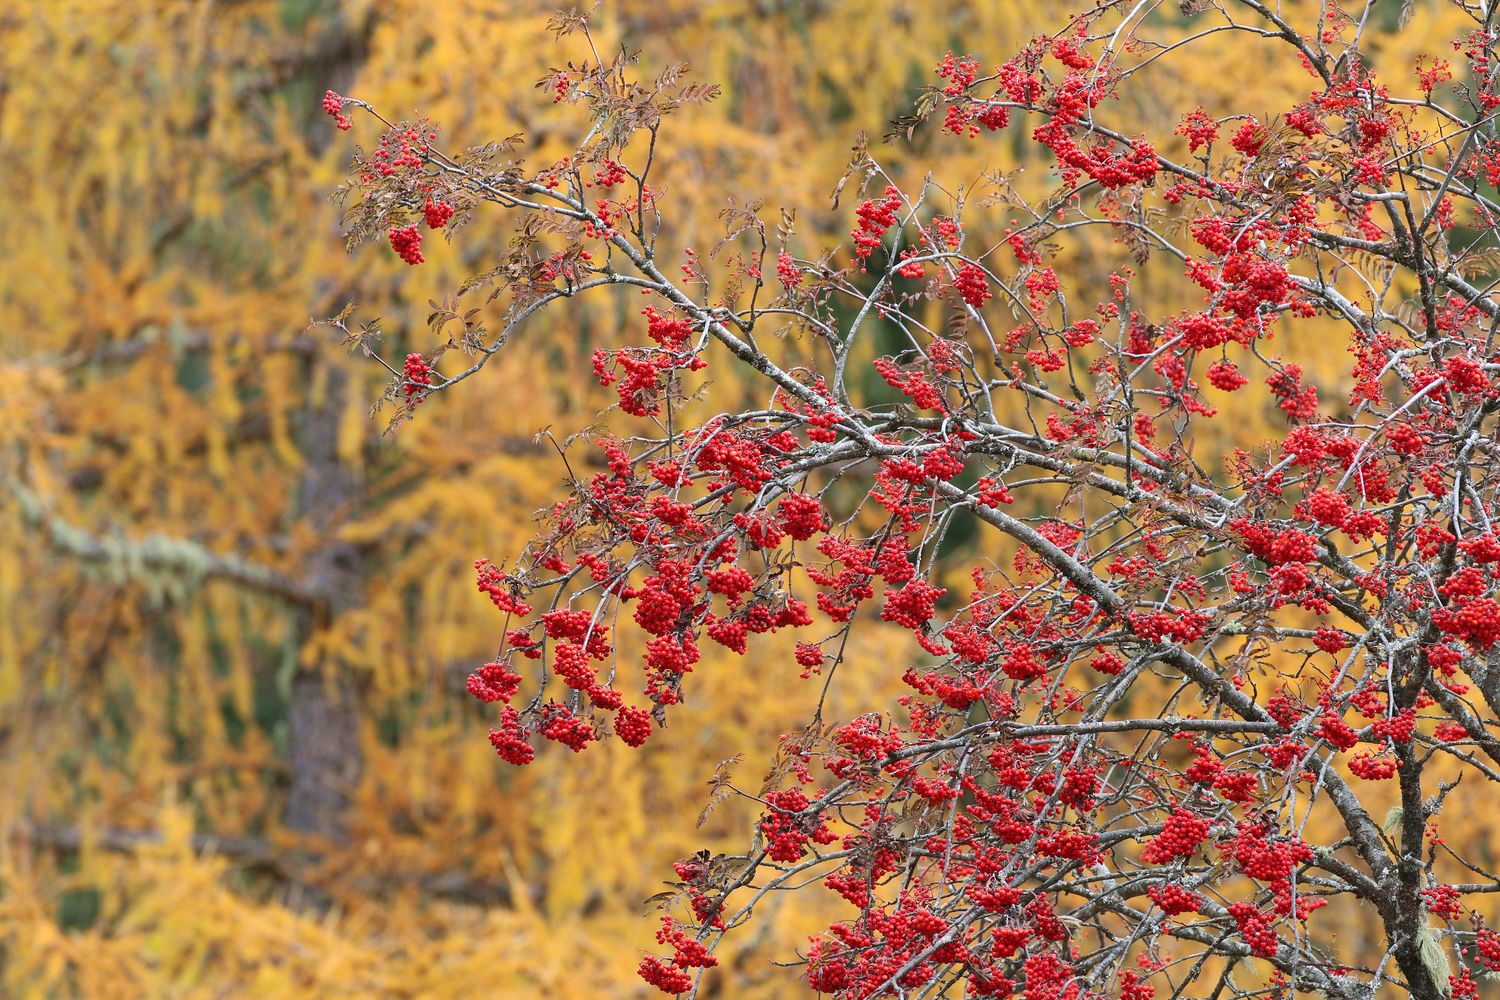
[0,0,1475,996]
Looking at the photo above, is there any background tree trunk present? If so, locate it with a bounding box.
[285,360,364,838]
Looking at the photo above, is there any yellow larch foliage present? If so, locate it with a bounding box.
[0,0,1480,996]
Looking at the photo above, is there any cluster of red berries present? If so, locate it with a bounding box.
[487,708,534,766]
[540,704,594,752]
[653,916,718,967]
[704,614,748,654]
[705,566,754,602]
[1175,107,1219,152]
[1034,116,1159,190]
[938,52,1042,140]
[1119,970,1156,1000]
[1126,608,1211,644]
[942,97,1009,137]
[613,705,652,747]
[1230,119,1266,156]
[794,642,824,677]
[776,251,803,290]
[1205,358,1249,392]
[921,446,965,482]
[880,579,947,631]
[935,51,980,95]
[1304,487,1351,527]
[361,123,433,181]
[759,788,837,862]
[1147,882,1203,915]
[465,661,521,703]
[422,197,455,229]
[777,492,826,541]
[872,357,946,411]
[1216,254,1294,320]
[594,349,663,417]
[1314,710,1362,749]
[1347,752,1397,780]
[1089,649,1125,675]
[321,90,351,130]
[996,643,1045,681]
[953,263,991,308]
[1313,626,1348,654]
[692,424,773,491]
[1140,808,1210,862]
[1371,709,1416,743]
[1233,519,1320,566]
[1435,720,1470,742]
[637,957,692,995]
[593,158,628,188]
[1226,823,1314,891]
[1023,266,1061,306]
[389,225,424,265]
[851,186,903,266]
[1416,522,1458,559]
[1434,596,1500,650]
[642,306,693,351]
[402,353,432,401]
[1266,364,1319,420]
[1183,743,1258,803]
[474,559,532,616]
[1228,902,1279,957]
[974,476,1014,508]
[1472,926,1500,970]
[1443,354,1492,395]
[1424,884,1465,920]
[551,641,599,693]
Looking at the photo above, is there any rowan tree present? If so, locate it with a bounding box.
[327,2,1500,997]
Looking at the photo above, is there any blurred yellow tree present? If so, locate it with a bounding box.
[0,0,1479,996]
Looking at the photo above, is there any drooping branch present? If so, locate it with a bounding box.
[9,480,323,609]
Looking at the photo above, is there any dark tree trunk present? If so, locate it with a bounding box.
[284,361,365,838]
[284,666,362,837]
